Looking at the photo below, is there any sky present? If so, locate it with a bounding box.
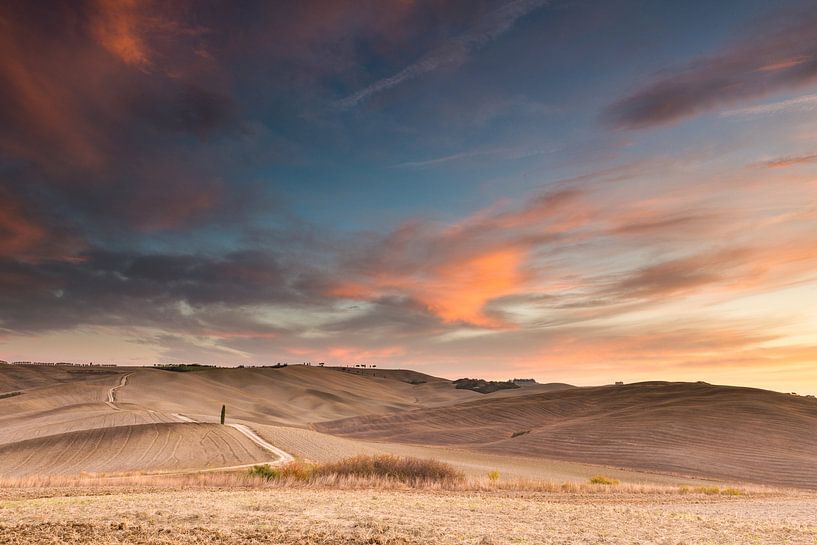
[2,0,817,393]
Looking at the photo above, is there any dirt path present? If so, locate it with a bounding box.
[105,373,132,410]
[105,374,294,472]
[171,412,294,466]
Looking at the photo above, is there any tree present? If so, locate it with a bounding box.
[220,404,226,425]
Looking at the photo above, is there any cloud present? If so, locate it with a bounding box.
[324,188,591,329]
[604,11,817,129]
[721,93,817,118]
[91,0,156,68]
[336,0,549,109]
[759,153,817,169]
[0,188,85,263]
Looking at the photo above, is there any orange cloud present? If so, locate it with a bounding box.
[420,248,524,327]
[92,0,154,68]
[328,248,525,328]
[0,22,104,170]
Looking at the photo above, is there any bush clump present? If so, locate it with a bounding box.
[452,378,519,394]
[249,455,463,486]
[589,475,619,485]
[315,455,463,485]
[249,461,316,482]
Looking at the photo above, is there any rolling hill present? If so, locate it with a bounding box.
[2,363,816,489]
[315,381,817,488]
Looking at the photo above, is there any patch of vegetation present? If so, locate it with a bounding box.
[694,486,722,495]
[249,462,316,482]
[452,378,520,394]
[317,455,463,484]
[155,364,215,372]
[0,391,22,400]
[589,475,619,485]
[488,470,500,482]
[721,487,742,496]
[250,455,463,486]
[510,430,530,438]
[407,379,427,385]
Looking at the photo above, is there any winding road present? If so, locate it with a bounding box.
[106,372,293,472]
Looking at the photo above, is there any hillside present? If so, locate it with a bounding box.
[315,381,817,488]
[0,422,270,476]
[3,364,817,488]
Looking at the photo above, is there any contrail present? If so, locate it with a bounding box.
[337,0,549,109]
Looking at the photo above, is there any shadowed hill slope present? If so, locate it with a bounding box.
[315,381,817,489]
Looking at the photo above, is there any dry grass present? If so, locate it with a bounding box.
[316,455,463,484]
[0,469,779,499]
[590,474,620,485]
[0,487,815,545]
[248,455,463,486]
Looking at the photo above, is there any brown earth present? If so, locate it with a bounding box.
[2,363,816,490]
[0,487,815,545]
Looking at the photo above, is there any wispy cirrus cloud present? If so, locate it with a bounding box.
[336,0,549,109]
[759,153,817,169]
[721,93,817,118]
[604,11,817,129]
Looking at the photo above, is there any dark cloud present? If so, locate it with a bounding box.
[128,84,238,137]
[0,249,323,334]
[604,10,817,129]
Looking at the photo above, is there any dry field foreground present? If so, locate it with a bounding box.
[1,486,816,545]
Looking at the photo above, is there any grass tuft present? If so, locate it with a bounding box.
[694,486,721,495]
[488,470,500,482]
[249,461,316,482]
[589,475,619,485]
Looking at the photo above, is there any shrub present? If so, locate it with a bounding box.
[248,462,316,482]
[452,378,519,394]
[678,485,691,494]
[249,456,461,486]
[314,455,463,485]
[510,430,530,438]
[721,487,742,496]
[488,470,500,482]
[589,475,619,485]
